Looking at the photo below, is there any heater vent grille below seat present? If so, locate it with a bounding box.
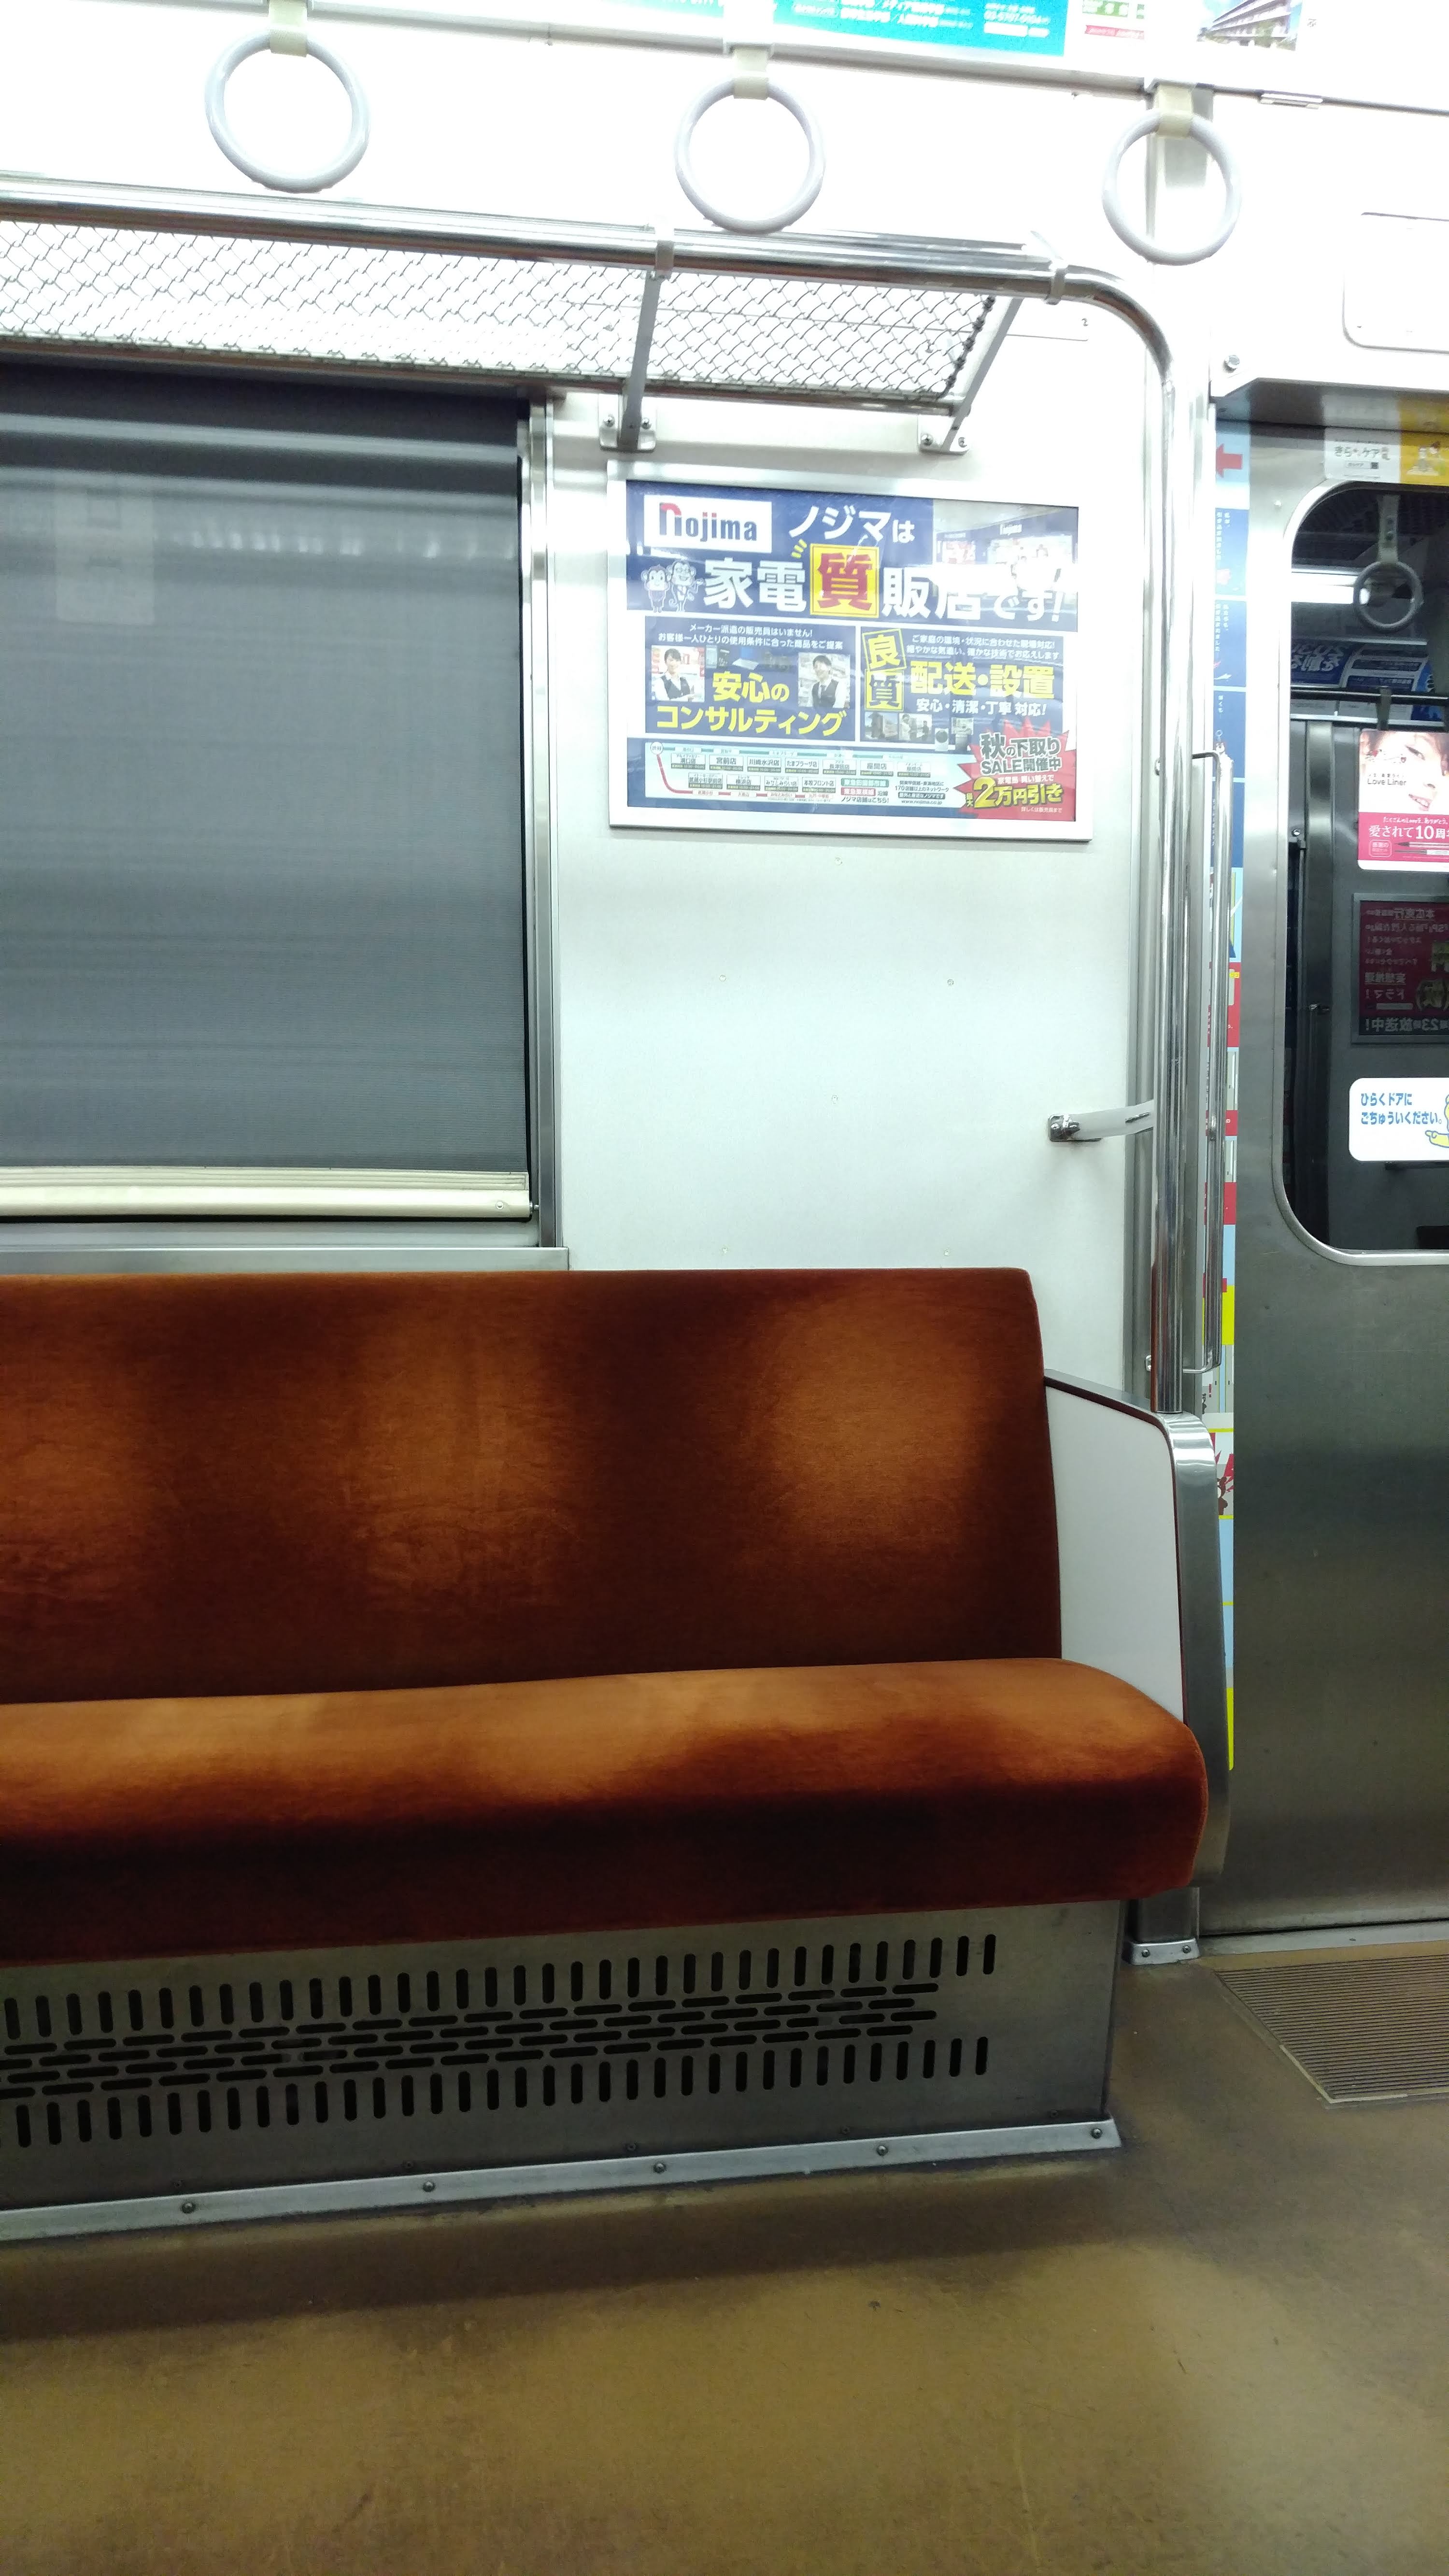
[0,1905,1119,2210]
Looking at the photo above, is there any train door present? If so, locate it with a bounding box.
[1211,421,1449,1932]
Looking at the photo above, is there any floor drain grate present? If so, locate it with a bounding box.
[1217,1955,1449,2105]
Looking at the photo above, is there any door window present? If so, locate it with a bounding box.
[1284,481,1449,1252]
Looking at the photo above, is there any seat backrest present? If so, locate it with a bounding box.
[0,1268,1060,1700]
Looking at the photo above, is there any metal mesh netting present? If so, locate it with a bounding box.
[0,221,993,405]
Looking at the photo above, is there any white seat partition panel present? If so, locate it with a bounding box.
[1047,1373,1230,1881]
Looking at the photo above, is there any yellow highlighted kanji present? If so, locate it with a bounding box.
[810,544,879,617]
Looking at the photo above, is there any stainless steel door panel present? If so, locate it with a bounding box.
[1206,424,1449,1932]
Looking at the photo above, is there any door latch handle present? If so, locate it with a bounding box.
[1047,1099,1156,1144]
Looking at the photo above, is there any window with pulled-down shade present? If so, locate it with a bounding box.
[0,370,531,1219]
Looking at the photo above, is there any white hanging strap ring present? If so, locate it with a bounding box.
[675,75,825,235]
[1354,558,1424,633]
[205,20,370,195]
[1101,108,1242,266]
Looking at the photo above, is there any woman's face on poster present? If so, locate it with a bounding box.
[1370,731,1449,812]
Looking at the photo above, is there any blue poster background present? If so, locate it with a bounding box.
[772,0,1068,56]
[615,0,1069,54]
[617,478,1080,828]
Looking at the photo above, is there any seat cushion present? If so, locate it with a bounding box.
[0,1660,1207,1964]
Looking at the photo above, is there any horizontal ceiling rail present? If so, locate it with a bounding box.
[76,0,1449,119]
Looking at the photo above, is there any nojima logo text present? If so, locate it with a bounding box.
[639,494,774,553]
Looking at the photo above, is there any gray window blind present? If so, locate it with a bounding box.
[0,381,528,1209]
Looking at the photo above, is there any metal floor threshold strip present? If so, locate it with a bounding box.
[0,2118,1122,2244]
[1216,1953,1449,2104]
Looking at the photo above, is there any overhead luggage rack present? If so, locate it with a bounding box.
[0,197,1009,414]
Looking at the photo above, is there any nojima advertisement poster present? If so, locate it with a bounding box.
[608,473,1084,839]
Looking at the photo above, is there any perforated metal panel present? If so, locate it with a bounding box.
[0,222,994,407]
[0,1904,1118,2209]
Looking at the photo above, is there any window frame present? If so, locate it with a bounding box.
[0,367,558,1263]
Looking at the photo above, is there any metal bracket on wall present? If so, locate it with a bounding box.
[598,395,657,453]
[1125,1885,1201,1965]
[919,290,1025,453]
[1048,1100,1156,1144]
[599,231,675,453]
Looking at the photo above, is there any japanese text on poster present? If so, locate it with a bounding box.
[772,0,1068,55]
[609,477,1082,837]
[614,0,1071,54]
[1356,899,1449,1038]
[1358,728,1449,868]
[1349,1077,1449,1161]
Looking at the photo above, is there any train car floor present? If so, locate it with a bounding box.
[2,1945,1447,2576]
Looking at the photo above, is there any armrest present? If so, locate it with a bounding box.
[1044,1372,1230,1881]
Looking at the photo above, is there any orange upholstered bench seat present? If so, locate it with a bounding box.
[0,1265,1221,1973]
[0,1659,1206,1967]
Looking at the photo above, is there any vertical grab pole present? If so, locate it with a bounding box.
[1146,359,1208,1415]
[923,269,1190,1422]
[1195,741,1234,1392]
[1119,339,1203,1415]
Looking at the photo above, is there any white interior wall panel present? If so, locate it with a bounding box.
[2,4,1130,254]
[0,0,1211,1379]
[550,364,1146,1386]
[1200,95,1449,402]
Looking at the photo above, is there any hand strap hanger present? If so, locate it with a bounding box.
[1354,492,1424,635]
[205,0,371,196]
[1102,80,1242,266]
[675,0,826,235]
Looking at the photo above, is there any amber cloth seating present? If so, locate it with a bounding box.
[0,1267,1224,1969]
[0,1266,1229,2234]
